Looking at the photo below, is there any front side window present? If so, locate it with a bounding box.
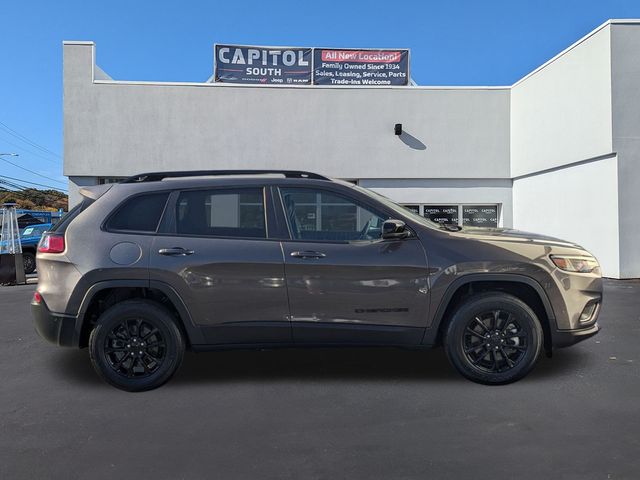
[280,188,387,241]
[176,188,266,238]
[106,192,169,232]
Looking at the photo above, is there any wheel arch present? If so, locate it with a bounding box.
[425,274,556,355]
[75,280,205,348]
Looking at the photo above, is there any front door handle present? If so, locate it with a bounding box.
[158,247,195,256]
[290,250,326,259]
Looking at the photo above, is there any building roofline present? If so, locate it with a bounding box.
[511,19,639,87]
[64,18,640,90]
[91,79,510,90]
[62,40,95,46]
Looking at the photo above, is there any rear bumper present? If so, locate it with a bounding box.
[551,323,600,348]
[31,297,78,347]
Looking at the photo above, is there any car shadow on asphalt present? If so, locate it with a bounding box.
[54,345,594,386]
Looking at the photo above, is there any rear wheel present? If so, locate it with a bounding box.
[444,293,542,385]
[89,300,185,392]
[23,252,36,274]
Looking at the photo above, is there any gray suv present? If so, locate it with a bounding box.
[32,170,601,391]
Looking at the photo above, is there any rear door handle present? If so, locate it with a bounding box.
[290,250,326,259]
[158,247,195,256]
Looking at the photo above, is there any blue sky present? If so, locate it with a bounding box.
[1,0,639,192]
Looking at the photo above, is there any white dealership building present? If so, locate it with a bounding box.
[64,20,640,278]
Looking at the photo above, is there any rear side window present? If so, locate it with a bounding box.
[106,192,169,232]
[50,198,93,233]
[176,188,266,238]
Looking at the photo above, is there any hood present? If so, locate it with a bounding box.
[455,227,584,249]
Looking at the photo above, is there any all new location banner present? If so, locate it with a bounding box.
[214,44,312,85]
[213,44,410,86]
[313,48,410,86]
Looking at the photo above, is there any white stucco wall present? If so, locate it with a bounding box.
[512,156,620,278]
[611,23,640,278]
[510,24,613,177]
[63,43,511,181]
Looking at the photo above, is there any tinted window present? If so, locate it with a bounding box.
[462,205,498,227]
[423,205,459,225]
[176,188,266,238]
[106,192,169,232]
[50,199,93,233]
[280,188,387,241]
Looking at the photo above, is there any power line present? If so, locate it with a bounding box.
[0,157,67,186]
[0,120,62,159]
[0,174,68,192]
[0,133,61,165]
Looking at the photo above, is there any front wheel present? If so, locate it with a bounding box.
[89,300,185,392]
[444,293,543,385]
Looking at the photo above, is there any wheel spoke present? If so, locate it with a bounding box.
[473,316,489,332]
[492,310,501,330]
[126,357,137,377]
[490,350,498,371]
[464,343,486,354]
[505,344,527,352]
[114,353,130,370]
[499,347,515,368]
[465,327,486,340]
[500,313,513,333]
[470,350,488,365]
[142,328,159,341]
[143,352,159,369]
[105,347,127,354]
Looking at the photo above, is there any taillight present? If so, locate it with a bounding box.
[33,291,42,304]
[38,233,65,253]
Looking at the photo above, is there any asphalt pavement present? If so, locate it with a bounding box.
[1,280,639,479]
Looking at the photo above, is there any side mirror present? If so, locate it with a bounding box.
[382,219,410,239]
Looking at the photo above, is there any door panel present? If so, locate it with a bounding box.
[283,239,429,332]
[150,237,290,344]
[149,186,290,345]
[278,186,430,344]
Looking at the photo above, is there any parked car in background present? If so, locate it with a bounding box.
[31,171,601,391]
[18,223,52,274]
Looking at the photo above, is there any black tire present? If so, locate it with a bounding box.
[89,300,185,392]
[444,292,543,385]
[23,252,36,275]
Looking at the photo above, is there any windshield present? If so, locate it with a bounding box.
[22,226,45,237]
[348,184,445,231]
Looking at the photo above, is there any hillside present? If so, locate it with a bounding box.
[0,188,68,211]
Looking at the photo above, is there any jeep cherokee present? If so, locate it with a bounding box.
[31,170,602,391]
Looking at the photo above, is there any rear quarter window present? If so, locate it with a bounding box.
[106,192,169,233]
[50,199,93,233]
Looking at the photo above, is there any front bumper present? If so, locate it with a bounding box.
[31,297,78,347]
[551,322,600,348]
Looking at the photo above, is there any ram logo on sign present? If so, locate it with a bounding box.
[214,44,312,85]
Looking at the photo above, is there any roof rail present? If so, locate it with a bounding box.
[121,170,330,183]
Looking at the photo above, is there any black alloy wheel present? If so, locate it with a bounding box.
[103,318,167,379]
[89,300,185,391]
[462,309,528,374]
[444,292,543,385]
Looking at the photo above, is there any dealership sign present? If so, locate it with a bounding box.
[214,44,410,86]
[215,44,312,85]
[313,48,409,86]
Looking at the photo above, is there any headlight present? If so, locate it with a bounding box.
[550,255,599,273]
